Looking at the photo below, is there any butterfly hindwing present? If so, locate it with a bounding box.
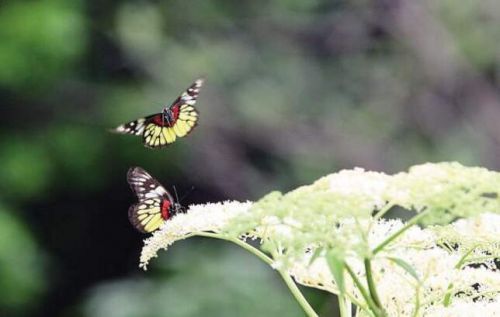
[128,198,164,233]
[142,116,178,148]
[127,167,175,233]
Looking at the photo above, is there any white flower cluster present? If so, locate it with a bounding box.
[324,167,391,210]
[288,214,500,316]
[139,201,252,269]
[139,162,500,316]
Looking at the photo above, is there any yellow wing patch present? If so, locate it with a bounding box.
[128,198,165,233]
[143,213,163,232]
[142,105,198,148]
[143,124,176,148]
[175,104,198,136]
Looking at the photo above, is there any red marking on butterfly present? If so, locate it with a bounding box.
[151,114,167,126]
[161,199,171,220]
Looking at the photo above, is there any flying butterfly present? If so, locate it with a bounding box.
[113,78,203,148]
[127,167,185,233]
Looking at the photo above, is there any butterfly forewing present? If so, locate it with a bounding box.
[127,167,175,233]
[127,166,171,200]
[166,78,204,111]
[113,118,147,136]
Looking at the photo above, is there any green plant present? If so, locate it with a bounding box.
[139,162,500,317]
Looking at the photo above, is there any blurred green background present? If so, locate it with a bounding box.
[1,0,500,316]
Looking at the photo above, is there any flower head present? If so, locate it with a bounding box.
[138,162,500,316]
[140,201,252,269]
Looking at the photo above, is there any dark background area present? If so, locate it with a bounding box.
[1,0,500,316]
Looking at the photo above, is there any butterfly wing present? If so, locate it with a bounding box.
[112,117,148,136]
[127,198,164,233]
[166,77,204,111]
[142,114,178,148]
[142,78,203,148]
[127,167,174,233]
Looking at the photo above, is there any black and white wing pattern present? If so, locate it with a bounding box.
[127,167,172,200]
[127,167,175,233]
[113,118,147,136]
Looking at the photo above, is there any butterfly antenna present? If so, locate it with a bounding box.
[173,185,180,203]
[179,186,195,203]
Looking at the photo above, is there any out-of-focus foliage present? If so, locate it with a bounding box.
[0,206,46,315]
[0,140,53,200]
[0,0,85,91]
[85,240,305,317]
[433,0,500,69]
[0,0,500,316]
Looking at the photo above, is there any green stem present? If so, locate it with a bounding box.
[454,245,478,269]
[300,282,371,315]
[440,288,500,308]
[278,270,319,317]
[457,255,499,267]
[345,264,384,317]
[372,208,430,255]
[443,283,454,307]
[338,294,348,317]
[412,281,421,317]
[345,293,372,316]
[196,232,274,264]
[442,245,479,307]
[345,298,352,317]
[364,259,383,309]
[373,202,395,220]
[195,232,318,317]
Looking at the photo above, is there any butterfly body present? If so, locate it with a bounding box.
[127,167,185,233]
[113,78,203,148]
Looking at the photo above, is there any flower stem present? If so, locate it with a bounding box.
[345,264,384,317]
[443,283,454,307]
[195,232,318,317]
[373,202,395,220]
[372,208,430,255]
[454,245,479,269]
[364,259,383,310]
[338,294,351,317]
[277,270,319,317]
[307,283,370,314]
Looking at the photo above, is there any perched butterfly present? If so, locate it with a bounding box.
[127,166,185,233]
[113,78,203,148]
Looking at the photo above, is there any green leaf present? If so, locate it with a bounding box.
[387,257,420,281]
[326,251,345,294]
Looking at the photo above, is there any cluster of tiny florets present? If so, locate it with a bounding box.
[140,201,252,269]
[140,162,500,316]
